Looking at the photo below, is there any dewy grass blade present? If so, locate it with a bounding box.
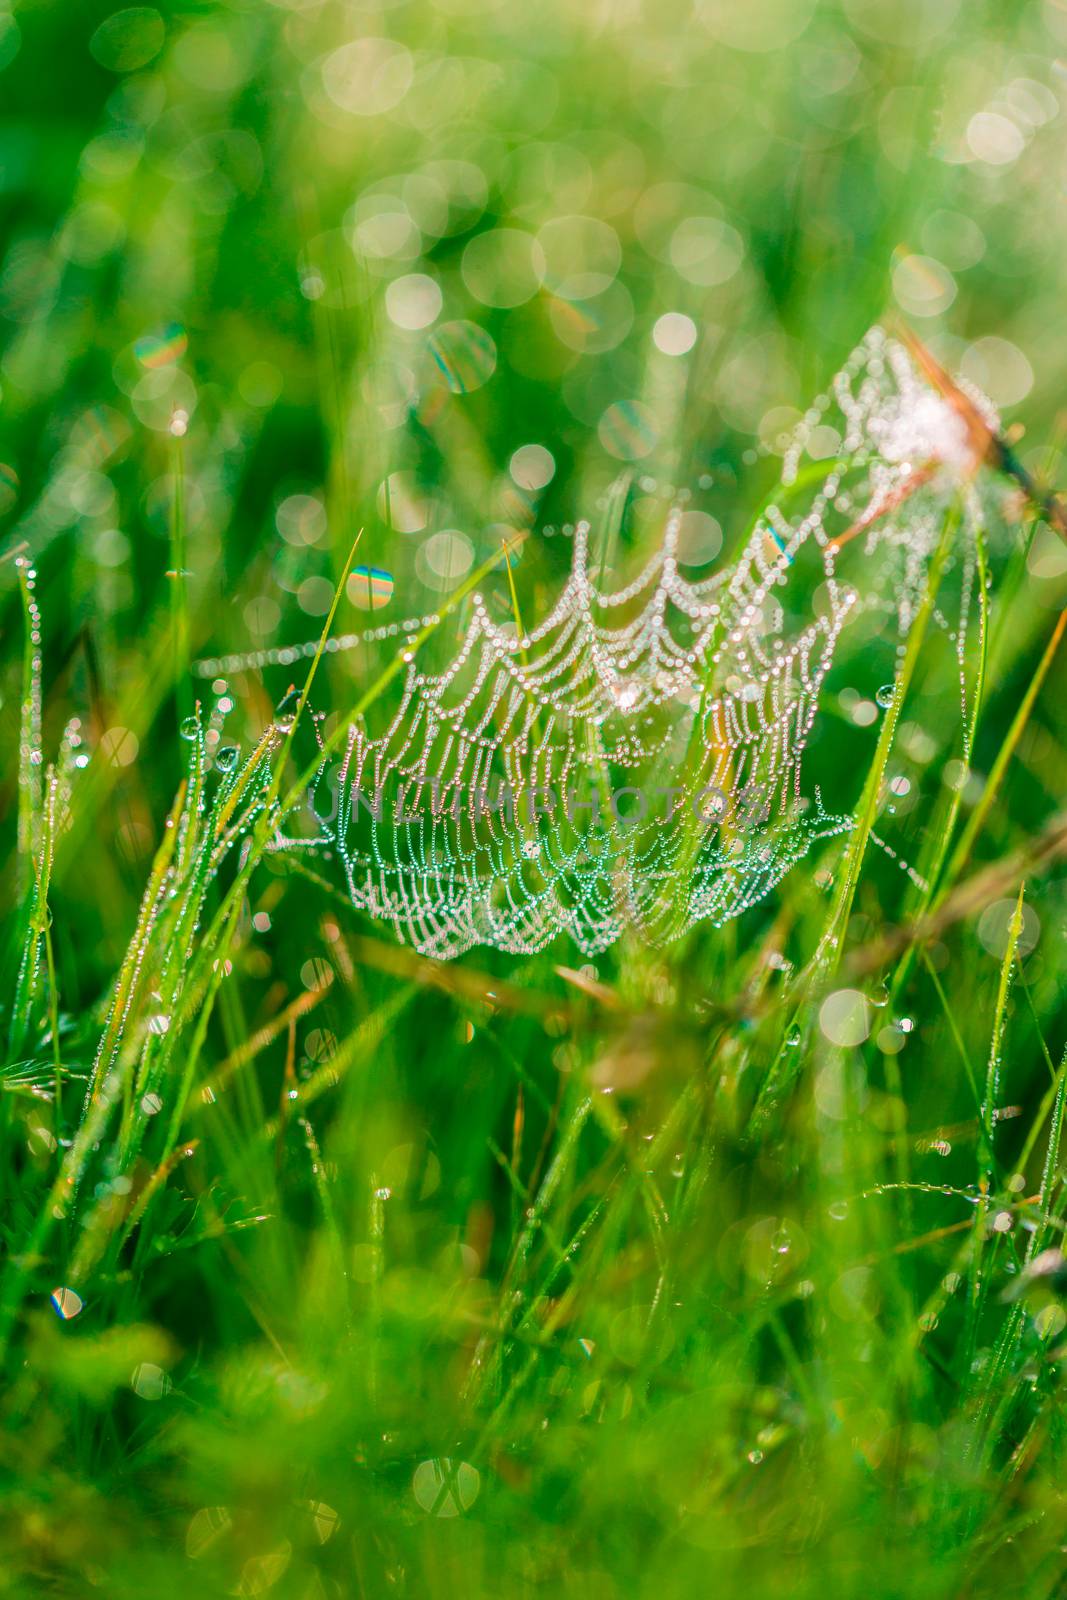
[890,519,989,990]
[168,429,192,727]
[13,556,43,900]
[963,882,1026,1388]
[819,499,960,975]
[150,534,528,1162]
[942,607,1067,888]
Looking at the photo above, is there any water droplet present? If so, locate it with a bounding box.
[179,715,199,740]
[131,1362,171,1400]
[784,1024,801,1048]
[412,1458,480,1517]
[875,684,895,710]
[215,746,239,773]
[50,1286,83,1320]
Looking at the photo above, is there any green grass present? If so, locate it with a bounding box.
[4,1,1067,1596]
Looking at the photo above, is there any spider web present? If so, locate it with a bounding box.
[198,328,999,959]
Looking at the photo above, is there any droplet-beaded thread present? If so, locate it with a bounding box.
[197,328,999,960]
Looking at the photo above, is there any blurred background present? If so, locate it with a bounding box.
[4,5,1067,1593]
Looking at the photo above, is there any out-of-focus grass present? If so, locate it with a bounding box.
[3,1,1067,1596]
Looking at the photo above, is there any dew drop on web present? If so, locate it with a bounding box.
[200,326,998,961]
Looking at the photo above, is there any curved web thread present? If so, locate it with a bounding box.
[198,328,999,959]
[295,515,856,957]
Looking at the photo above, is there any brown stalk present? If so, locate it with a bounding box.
[895,320,1067,545]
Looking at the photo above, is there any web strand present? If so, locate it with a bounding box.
[198,328,1000,959]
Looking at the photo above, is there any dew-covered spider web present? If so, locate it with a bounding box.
[197,328,1003,959]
